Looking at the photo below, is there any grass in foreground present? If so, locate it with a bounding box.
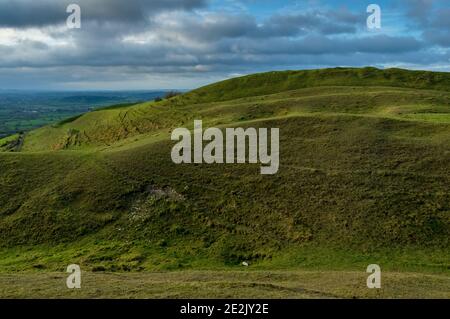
[0,270,448,299]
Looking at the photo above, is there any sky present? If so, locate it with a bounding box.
[0,0,448,90]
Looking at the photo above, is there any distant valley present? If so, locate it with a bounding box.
[0,91,167,138]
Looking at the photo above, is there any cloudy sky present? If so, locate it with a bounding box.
[0,0,449,90]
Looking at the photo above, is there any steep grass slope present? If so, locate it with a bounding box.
[0,68,449,273]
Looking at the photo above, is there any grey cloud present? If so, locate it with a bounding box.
[263,10,360,36]
[0,0,207,27]
[151,9,360,45]
[354,35,423,53]
[229,35,423,56]
[423,30,450,47]
[423,8,450,47]
[405,0,434,25]
[0,1,65,27]
[431,9,450,28]
[402,0,450,48]
[166,14,258,41]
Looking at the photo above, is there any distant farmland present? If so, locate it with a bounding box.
[0,91,166,138]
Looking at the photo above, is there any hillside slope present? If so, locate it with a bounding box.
[2,67,450,153]
[0,68,449,272]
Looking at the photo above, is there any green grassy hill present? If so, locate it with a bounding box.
[0,67,449,275]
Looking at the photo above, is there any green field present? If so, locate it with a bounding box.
[1,270,449,299]
[0,67,449,298]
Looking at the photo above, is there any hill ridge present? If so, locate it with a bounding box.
[181,67,450,104]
